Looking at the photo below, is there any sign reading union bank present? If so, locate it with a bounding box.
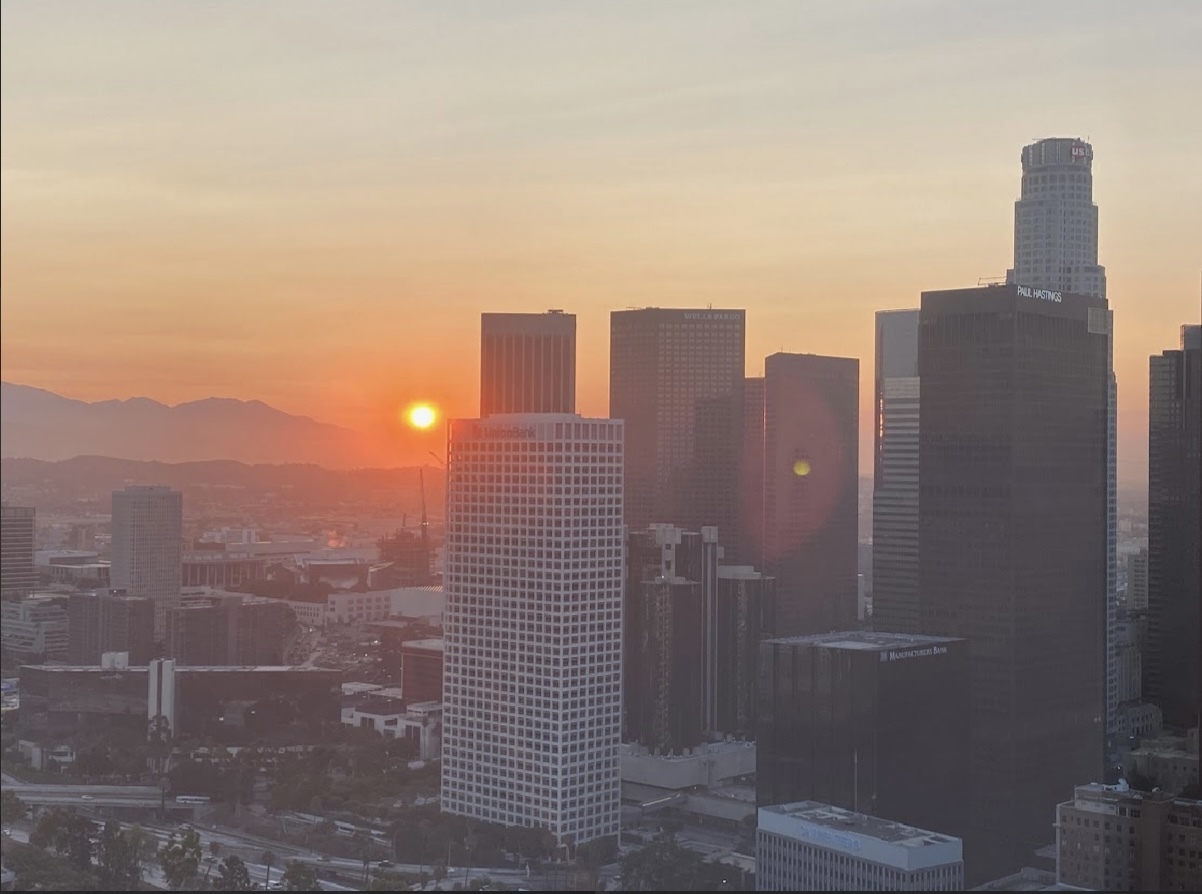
[472,424,536,439]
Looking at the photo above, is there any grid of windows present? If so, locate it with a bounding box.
[440,415,624,844]
[756,829,964,891]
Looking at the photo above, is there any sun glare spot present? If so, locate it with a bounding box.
[407,404,437,430]
[792,459,812,477]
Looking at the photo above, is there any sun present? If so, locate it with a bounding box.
[407,404,437,430]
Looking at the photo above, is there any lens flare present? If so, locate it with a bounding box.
[407,404,437,430]
[792,459,812,477]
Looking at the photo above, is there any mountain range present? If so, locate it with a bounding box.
[0,382,392,468]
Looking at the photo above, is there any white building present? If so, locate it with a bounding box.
[756,802,964,892]
[0,596,68,661]
[111,486,183,638]
[440,414,624,845]
[341,697,443,761]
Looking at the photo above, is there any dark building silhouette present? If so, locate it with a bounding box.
[871,309,921,633]
[166,591,295,666]
[1,505,37,600]
[755,352,858,637]
[480,311,576,417]
[623,525,717,753]
[918,283,1109,880]
[712,565,775,739]
[755,632,969,841]
[1145,324,1201,732]
[68,589,156,665]
[740,377,766,568]
[400,638,445,703]
[610,308,745,543]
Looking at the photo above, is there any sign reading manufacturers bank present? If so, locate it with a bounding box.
[880,644,950,662]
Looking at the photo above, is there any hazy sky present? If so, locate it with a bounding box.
[3,1,1200,480]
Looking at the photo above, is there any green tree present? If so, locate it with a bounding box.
[1,789,28,821]
[281,859,320,891]
[620,831,735,892]
[30,807,96,870]
[214,854,253,891]
[261,849,279,889]
[97,819,145,888]
[159,828,203,890]
[4,840,103,891]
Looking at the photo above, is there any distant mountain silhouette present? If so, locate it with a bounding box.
[0,382,392,468]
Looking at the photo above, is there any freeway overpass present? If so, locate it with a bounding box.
[1,782,192,812]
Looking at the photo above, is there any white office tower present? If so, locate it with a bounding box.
[440,414,624,845]
[757,802,964,892]
[111,485,183,640]
[1006,137,1117,752]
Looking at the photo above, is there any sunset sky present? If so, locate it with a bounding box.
[3,1,1199,482]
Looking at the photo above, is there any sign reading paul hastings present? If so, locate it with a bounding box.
[471,424,536,439]
[880,644,949,663]
[1017,285,1063,304]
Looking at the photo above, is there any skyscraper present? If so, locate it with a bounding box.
[712,564,775,740]
[1,505,38,599]
[871,310,920,633]
[480,311,576,417]
[918,283,1109,878]
[440,414,624,844]
[757,352,858,637]
[68,589,156,666]
[1145,324,1201,731]
[1005,137,1117,749]
[609,308,745,542]
[110,486,183,640]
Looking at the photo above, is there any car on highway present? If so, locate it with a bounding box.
[80,794,93,800]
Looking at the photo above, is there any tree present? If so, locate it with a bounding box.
[4,840,104,891]
[215,854,253,891]
[261,849,279,889]
[159,828,203,890]
[30,807,96,870]
[0,789,28,821]
[620,831,735,892]
[97,820,146,888]
[281,859,320,891]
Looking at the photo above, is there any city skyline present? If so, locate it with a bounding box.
[3,2,1201,485]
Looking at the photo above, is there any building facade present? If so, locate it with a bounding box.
[440,414,624,844]
[712,564,775,740]
[68,590,157,666]
[1056,782,1202,892]
[757,802,964,892]
[1,505,38,599]
[110,485,183,639]
[755,632,969,840]
[480,311,576,417]
[0,596,68,661]
[400,638,444,703]
[609,308,745,545]
[918,284,1109,877]
[871,309,921,634]
[1145,325,1202,731]
[758,352,858,637]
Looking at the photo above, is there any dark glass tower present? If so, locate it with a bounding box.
[758,353,858,637]
[872,309,921,633]
[1145,324,1202,732]
[480,311,576,417]
[918,283,1109,879]
[755,631,969,839]
[609,308,745,541]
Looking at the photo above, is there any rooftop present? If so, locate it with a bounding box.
[24,664,339,674]
[401,638,445,652]
[761,802,958,848]
[971,867,1089,891]
[765,631,963,652]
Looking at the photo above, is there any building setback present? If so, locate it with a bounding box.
[757,352,858,637]
[757,802,964,892]
[1145,324,1202,733]
[755,632,969,841]
[480,311,576,417]
[917,283,1109,879]
[609,308,745,547]
[440,414,624,844]
[871,309,921,634]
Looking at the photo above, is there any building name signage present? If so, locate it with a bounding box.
[881,645,949,662]
[474,425,536,439]
[1017,285,1062,303]
[794,823,862,854]
[683,312,742,321]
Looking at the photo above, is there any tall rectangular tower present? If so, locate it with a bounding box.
[871,310,921,634]
[760,352,858,637]
[440,414,624,844]
[609,308,745,542]
[918,284,1108,877]
[110,486,183,640]
[480,311,576,417]
[1145,324,1201,731]
[0,504,37,599]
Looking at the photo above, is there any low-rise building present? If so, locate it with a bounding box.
[756,801,964,891]
[0,596,68,661]
[1056,782,1202,891]
[341,696,442,760]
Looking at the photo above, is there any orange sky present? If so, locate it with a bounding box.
[2,2,1200,484]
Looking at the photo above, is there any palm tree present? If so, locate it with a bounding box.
[261,849,277,889]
